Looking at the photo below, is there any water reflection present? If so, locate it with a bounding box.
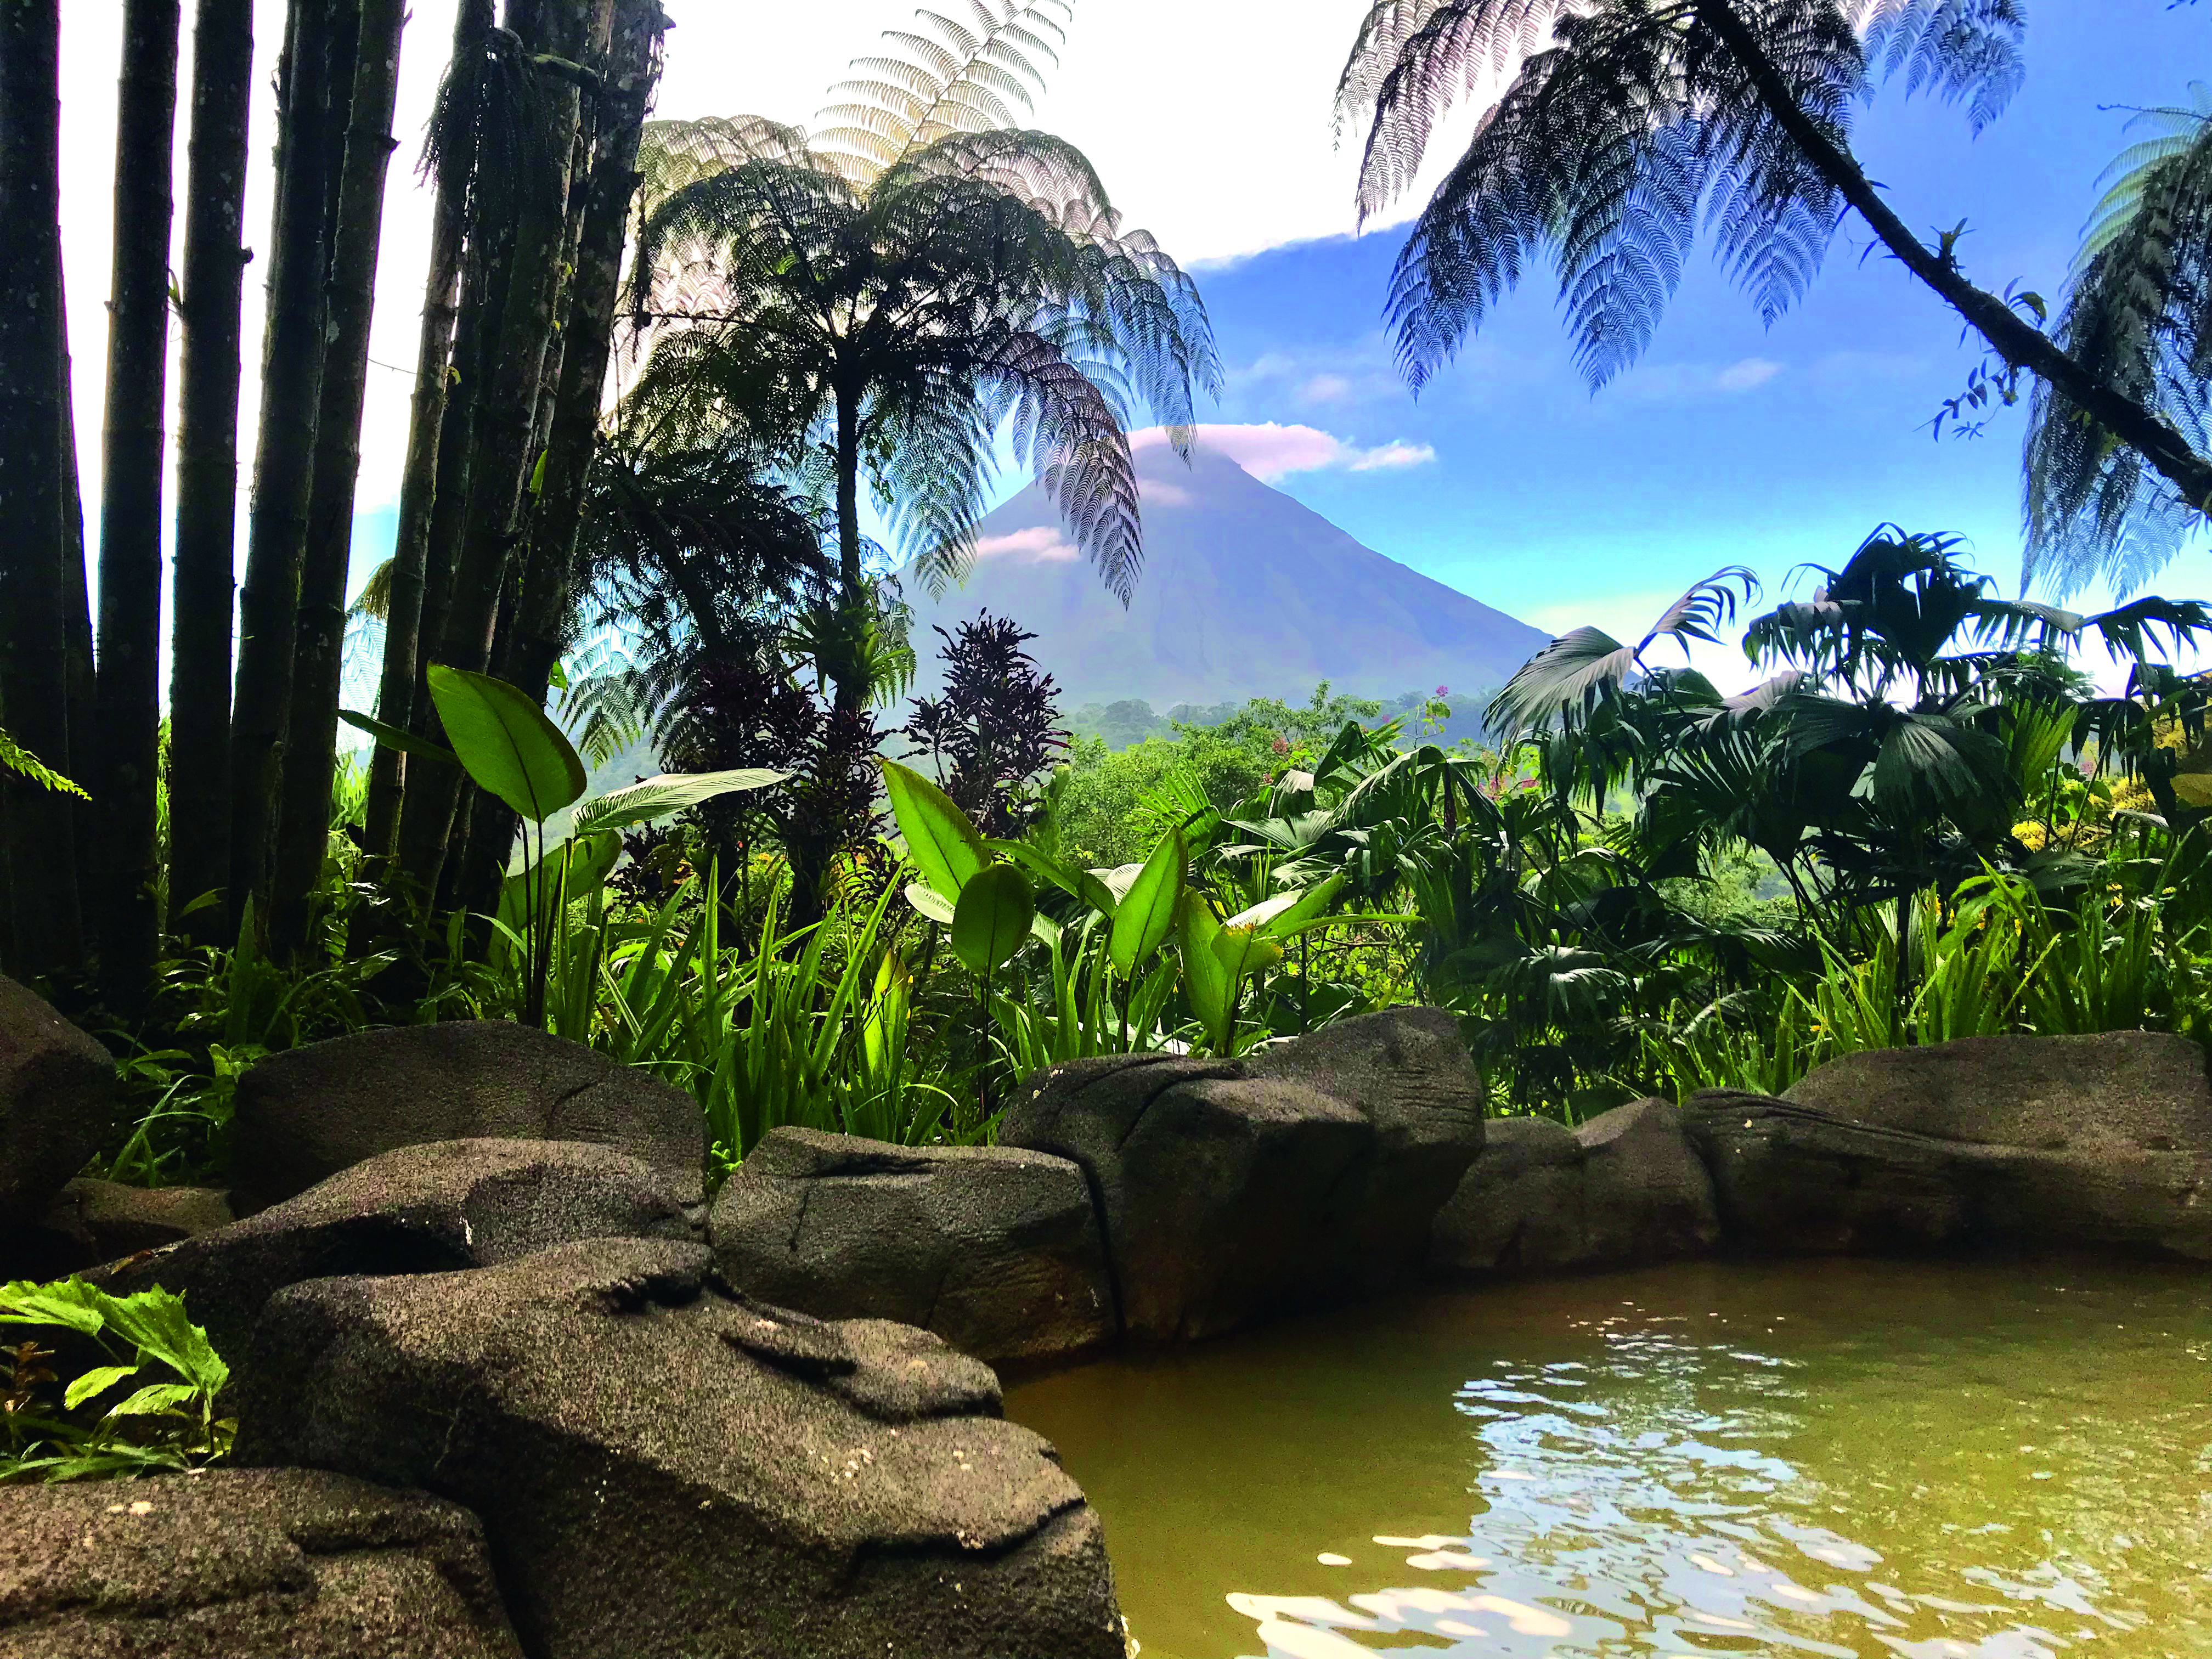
[1002,1260,2212,1659]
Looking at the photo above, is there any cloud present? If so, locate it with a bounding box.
[1132,422,1438,482]
[1615,357,1788,403]
[1716,357,1784,392]
[1227,336,1403,409]
[975,527,1079,563]
[1349,439,1437,471]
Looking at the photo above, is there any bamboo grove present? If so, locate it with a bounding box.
[0,0,673,1003]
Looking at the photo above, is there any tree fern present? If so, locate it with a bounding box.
[621,4,1217,717]
[814,1,1070,184]
[2024,88,2212,597]
[1335,0,2025,393]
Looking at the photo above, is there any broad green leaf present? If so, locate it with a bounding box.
[879,761,988,898]
[337,710,458,768]
[1029,910,1064,951]
[1176,890,1233,1049]
[426,665,586,826]
[1110,831,1183,979]
[864,950,910,1076]
[1228,872,1346,939]
[950,863,1035,976]
[500,830,623,948]
[1211,925,1284,984]
[106,1382,201,1418]
[63,1365,137,1410]
[1076,871,1120,919]
[572,769,787,836]
[903,881,956,924]
[988,839,1086,901]
[91,1285,230,1396]
[1091,864,1144,904]
[0,1279,105,1334]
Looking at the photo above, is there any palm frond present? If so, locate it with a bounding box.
[346,557,395,624]
[1340,0,2025,393]
[2023,88,2212,597]
[814,2,1070,187]
[1854,0,2027,135]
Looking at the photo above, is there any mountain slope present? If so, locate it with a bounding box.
[899,442,1550,710]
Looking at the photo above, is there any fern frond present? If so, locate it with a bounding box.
[2025,91,2212,597]
[814,1,1069,187]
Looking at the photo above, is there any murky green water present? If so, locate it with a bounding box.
[1004,1259,2212,1659]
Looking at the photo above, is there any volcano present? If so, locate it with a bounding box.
[899,439,1549,711]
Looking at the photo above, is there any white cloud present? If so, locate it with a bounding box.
[1132,422,1438,482]
[1349,439,1437,472]
[974,527,1079,563]
[1716,357,1785,392]
[1299,373,1354,404]
[1615,357,1790,403]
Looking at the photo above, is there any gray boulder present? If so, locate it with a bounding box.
[0,1467,522,1657]
[47,1178,234,1259]
[710,1127,1114,1363]
[228,1020,703,1213]
[1684,1032,2212,1259]
[1001,1007,1485,1341]
[236,1238,1125,1659]
[1431,1100,1720,1276]
[93,1138,691,1367]
[0,973,119,1227]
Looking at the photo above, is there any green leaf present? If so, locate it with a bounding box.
[1211,924,1284,985]
[572,769,787,836]
[0,1279,105,1335]
[426,665,586,826]
[1076,871,1120,919]
[950,863,1035,976]
[0,726,89,798]
[91,1286,229,1396]
[879,761,988,899]
[63,1365,137,1410]
[903,881,956,925]
[337,710,458,769]
[501,830,623,939]
[105,1382,201,1418]
[1176,890,1233,1051]
[1110,831,1184,979]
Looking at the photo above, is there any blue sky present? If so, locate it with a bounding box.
[1148,0,2212,685]
[50,0,2212,699]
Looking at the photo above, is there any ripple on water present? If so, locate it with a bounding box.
[1002,1257,2212,1659]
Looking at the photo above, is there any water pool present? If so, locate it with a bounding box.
[1004,1258,2212,1659]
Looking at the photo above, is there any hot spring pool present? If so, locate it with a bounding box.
[1003,1259,2212,1658]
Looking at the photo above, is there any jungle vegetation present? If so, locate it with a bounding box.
[1,0,2210,1192]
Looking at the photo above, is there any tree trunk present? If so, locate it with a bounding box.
[0,0,84,981]
[94,0,184,1015]
[396,0,594,898]
[391,172,507,899]
[509,0,666,710]
[268,0,408,960]
[170,0,256,943]
[831,383,865,716]
[1694,0,2212,516]
[364,0,493,862]
[227,0,347,936]
[57,297,97,947]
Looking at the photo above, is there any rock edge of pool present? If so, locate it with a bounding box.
[2,978,2206,1658]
